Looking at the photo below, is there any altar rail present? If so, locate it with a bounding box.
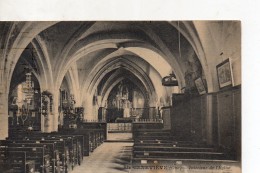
[82,120,106,123]
[107,123,132,132]
[133,119,163,123]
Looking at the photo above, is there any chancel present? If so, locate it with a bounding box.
[0,21,241,173]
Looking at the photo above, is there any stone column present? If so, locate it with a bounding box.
[0,85,8,140]
[41,89,59,133]
[83,93,99,121]
[41,94,52,133]
[51,89,59,132]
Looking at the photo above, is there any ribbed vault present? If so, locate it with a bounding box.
[0,21,241,133]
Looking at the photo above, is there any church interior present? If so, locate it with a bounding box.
[0,21,241,173]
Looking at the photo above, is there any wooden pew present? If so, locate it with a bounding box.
[2,142,55,173]
[132,122,164,131]
[133,130,171,137]
[134,150,227,160]
[57,121,107,156]
[6,139,67,173]
[77,122,107,141]
[132,127,235,165]
[0,149,30,173]
[133,129,174,142]
[6,132,78,172]
[37,133,83,166]
[30,132,84,167]
[134,139,206,147]
[8,133,82,172]
[134,145,215,152]
[1,143,45,173]
[131,157,240,168]
[1,122,107,172]
[47,133,84,167]
[59,128,105,156]
[133,142,228,160]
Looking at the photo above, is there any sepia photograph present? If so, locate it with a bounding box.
[0,20,241,173]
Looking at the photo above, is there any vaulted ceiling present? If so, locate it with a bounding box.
[0,21,241,108]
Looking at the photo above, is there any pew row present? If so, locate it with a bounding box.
[1,123,106,173]
[132,128,236,165]
[0,149,35,173]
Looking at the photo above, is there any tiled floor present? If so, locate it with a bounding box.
[71,142,133,173]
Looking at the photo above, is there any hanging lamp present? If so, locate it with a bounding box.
[162,21,181,87]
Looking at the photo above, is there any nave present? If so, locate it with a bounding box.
[0,21,241,173]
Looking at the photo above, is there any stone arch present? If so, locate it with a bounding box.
[86,58,156,99]
[1,22,57,95]
[81,57,161,120]
[63,67,81,106]
[101,73,150,107]
[55,38,184,93]
[31,37,55,91]
[168,21,213,92]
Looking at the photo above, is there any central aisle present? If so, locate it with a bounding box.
[71,142,133,173]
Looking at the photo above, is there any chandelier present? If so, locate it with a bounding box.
[22,71,35,101]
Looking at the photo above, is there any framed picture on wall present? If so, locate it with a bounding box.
[194,77,206,95]
[216,58,234,89]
